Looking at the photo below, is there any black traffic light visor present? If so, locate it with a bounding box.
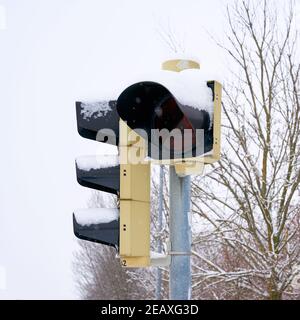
[73,214,119,248]
[76,161,120,195]
[116,81,214,159]
[76,100,119,145]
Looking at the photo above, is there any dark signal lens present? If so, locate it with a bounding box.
[153,96,196,154]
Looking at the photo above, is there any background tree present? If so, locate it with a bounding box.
[191,0,300,300]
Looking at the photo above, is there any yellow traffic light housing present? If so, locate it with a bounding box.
[119,120,151,267]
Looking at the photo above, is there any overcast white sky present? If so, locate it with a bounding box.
[0,0,252,299]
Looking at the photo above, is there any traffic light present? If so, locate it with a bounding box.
[116,81,213,159]
[73,100,120,248]
[73,59,222,267]
[73,100,152,267]
[116,61,222,175]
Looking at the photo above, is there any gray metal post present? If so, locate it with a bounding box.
[155,165,164,300]
[169,166,191,300]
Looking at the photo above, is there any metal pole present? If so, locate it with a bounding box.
[169,166,191,300]
[155,165,164,300]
